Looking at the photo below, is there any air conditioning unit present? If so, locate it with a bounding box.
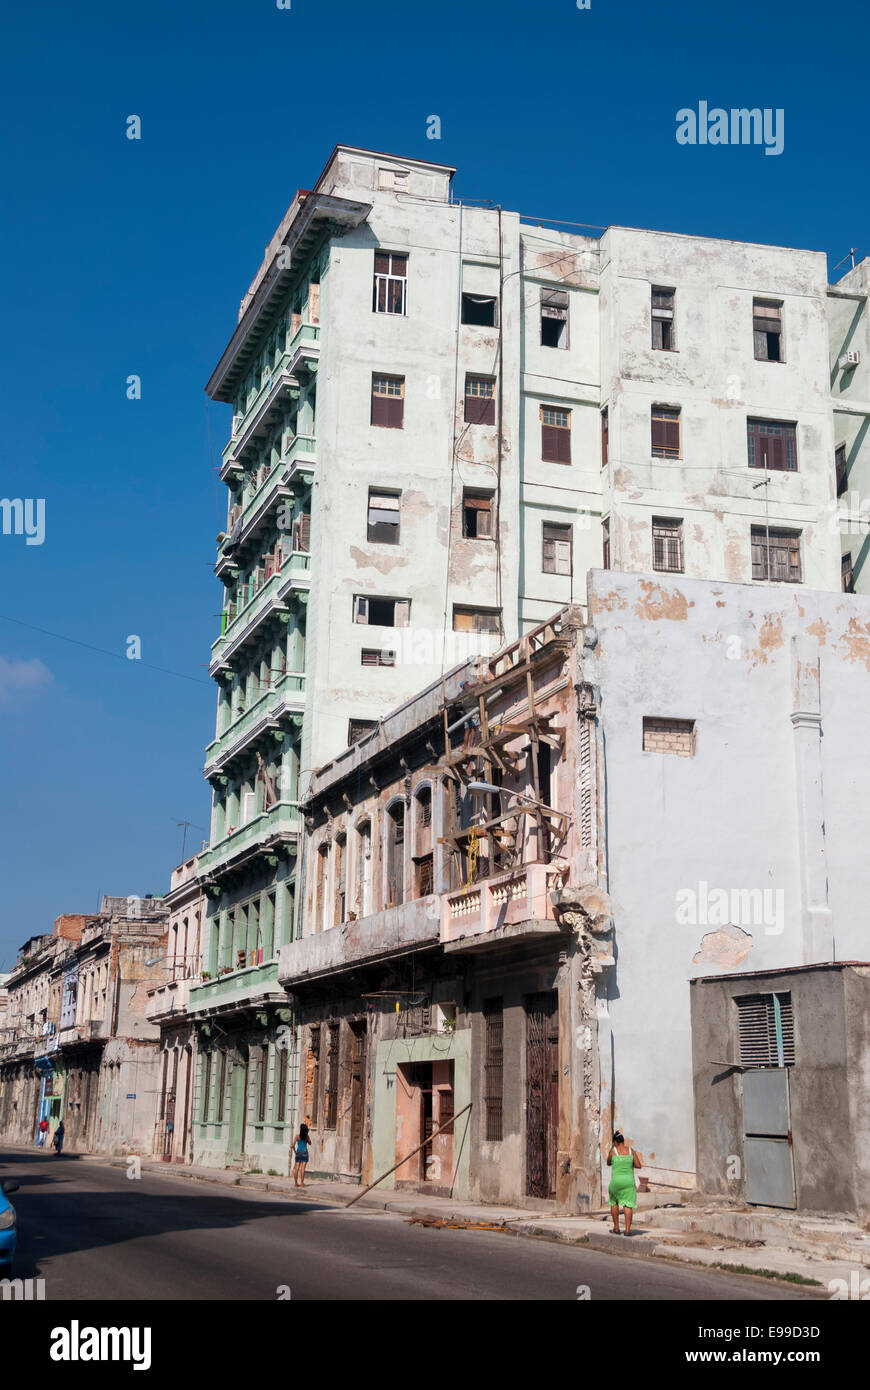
[839,350,861,370]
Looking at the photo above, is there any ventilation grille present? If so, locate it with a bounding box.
[736,992,795,1067]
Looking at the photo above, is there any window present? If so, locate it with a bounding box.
[357,819,373,917]
[747,418,797,472]
[201,1053,212,1123]
[275,1046,288,1123]
[541,405,571,463]
[216,1051,227,1123]
[601,407,609,466]
[373,251,408,315]
[483,999,504,1141]
[461,293,498,327]
[540,289,569,348]
[306,1026,320,1125]
[334,834,347,925]
[367,490,401,544]
[642,716,696,757]
[353,594,410,626]
[835,443,848,497]
[416,786,432,830]
[378,167,409,191]
[386,802,405,908]
[348,719,378,746]
[736,992,794,1067]
[602,517,611,570]
[464,375,496,425]
[414,853,434,897]
[652,517,684,573]
[542,521,572,576]
[651,287,675,350]
[256,1044,269,1123]
[453,606,501,634]
[361,648,396,666]
[842,552,855,594]
[751,526,801,583]
[371,374,404,428]
[753,299,783,363]
[324,1023,340,1128]
[462,491,493,539]
[651,406,681,458]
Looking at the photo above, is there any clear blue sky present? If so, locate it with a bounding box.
[0,0,866,964]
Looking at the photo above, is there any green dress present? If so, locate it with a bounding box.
[608,1149,637,1209]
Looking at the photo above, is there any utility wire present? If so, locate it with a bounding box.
[0,613,212,687]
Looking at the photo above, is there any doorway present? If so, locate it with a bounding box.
[525,991,559,1198]
[348,1021,368,1174]
[395,1060,455,1188]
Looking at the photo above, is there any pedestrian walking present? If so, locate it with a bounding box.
[607,1130,642,1234]
[37,1117,49,1147]
[292,1122,311,1187]
[52,1120,65,1155]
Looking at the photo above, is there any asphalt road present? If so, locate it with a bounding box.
[2,1149,814,1301]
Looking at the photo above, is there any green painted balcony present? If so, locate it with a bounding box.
[220,324,321,477]
[211,551,311,675]
[188,959,286,1018]
[204,670,306,777]
[198,800,302,880]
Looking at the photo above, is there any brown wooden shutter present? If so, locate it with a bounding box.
[308,283,320,324]
[298,513,311,552]
[465,390,495,425]
[371,392,390,426]
[387,394,404,428]
[394,599,410,627]
[541,425,560,462]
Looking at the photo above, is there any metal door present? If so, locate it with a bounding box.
[348,1022,367,1174]
[526,991,559,1198]
[743,1068,796,1208]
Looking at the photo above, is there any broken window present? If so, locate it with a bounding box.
[541,405,572,463]
[642,717,696,756]
[324,1023,340,1128]
[371,374,405,428]
[461,293,498,327]
[751,526,801,583]
[483,999,504,1141]
[651,406,681,458]
[373,251,408,315]
[747,418,797,472]
[367,490,401,544]
[753,299,783,363]
[652,517,684,573]
[386,802,405,908]
[540,288,569,348]
[361,648,396,667]
[348,719,378,746]
[353,594,410,626]
[464,374,496,425]
[736,992,794,1067]
[453,606,502,634]
[842,552,855,594]
[651,286,675,350]
[542,521,572,576]
[835,443,848,496]
[601,407,609,466]
[462,490,494,539]
[378,167,410,191]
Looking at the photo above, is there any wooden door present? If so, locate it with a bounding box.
[348,1022,367,1174]
[526,991,559,1198]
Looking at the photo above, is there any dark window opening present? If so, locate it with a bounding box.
[835,443,848,496]
[541,289,568,348]
[453,606,501,634]
[542,521,572,575]
[371,374,405,428]
[373,251,408,315]
[736,992,794,1067]
[652,517,684,573]
[601,407,609,466]
[753,299,783,363]
[367,490,401,544]
[484,999,504,1141]
[324,1023,340,1128]
[462,492,494,539]
[461,293,498,327]
[602,517,611,570]
[386,802,405,908]
[354,594,410,626]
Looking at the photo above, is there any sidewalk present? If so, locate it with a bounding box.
[102,1153,868,1293]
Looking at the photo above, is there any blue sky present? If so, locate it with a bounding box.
[0,0,866,963]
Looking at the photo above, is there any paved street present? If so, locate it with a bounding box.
[2,1151,814,1301]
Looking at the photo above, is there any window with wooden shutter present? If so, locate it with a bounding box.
[835,443,848,496]
[752,299,783,362]
[464,375,496,425]
[453,606,501,634]
[540,289,568,348]
[541,405,571,463]
[294,512,311,552]
[652,517,684,573]
[306,1026,321,1124]
[651,406,681,458]
[483,999,504,1141]
[751,526,802,583]
[651,287,675,350]
[542,521,572,575]
[747,418,797,472]
[736,992,794,1067]
[373,252,408,315]
[371,374,405,428]
[348,719,378,745]
[462,491,494,539]
[842,552,855,594]
[367,490,401,544]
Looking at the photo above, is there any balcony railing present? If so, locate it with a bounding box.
[198,800,302,877]
[188,960,283,1016]
[213,551,311,662]
[220,324,321,470]
[204,671,306,775]
[441,862,562,945]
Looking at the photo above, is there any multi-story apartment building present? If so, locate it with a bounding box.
[193,141,868,1173]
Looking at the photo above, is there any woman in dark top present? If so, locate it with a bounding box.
[293,1122,311,1187]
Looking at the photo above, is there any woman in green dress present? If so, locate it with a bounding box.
[607,1130,641,1234]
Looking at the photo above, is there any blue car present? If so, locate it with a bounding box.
[0,1179,19,1273]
